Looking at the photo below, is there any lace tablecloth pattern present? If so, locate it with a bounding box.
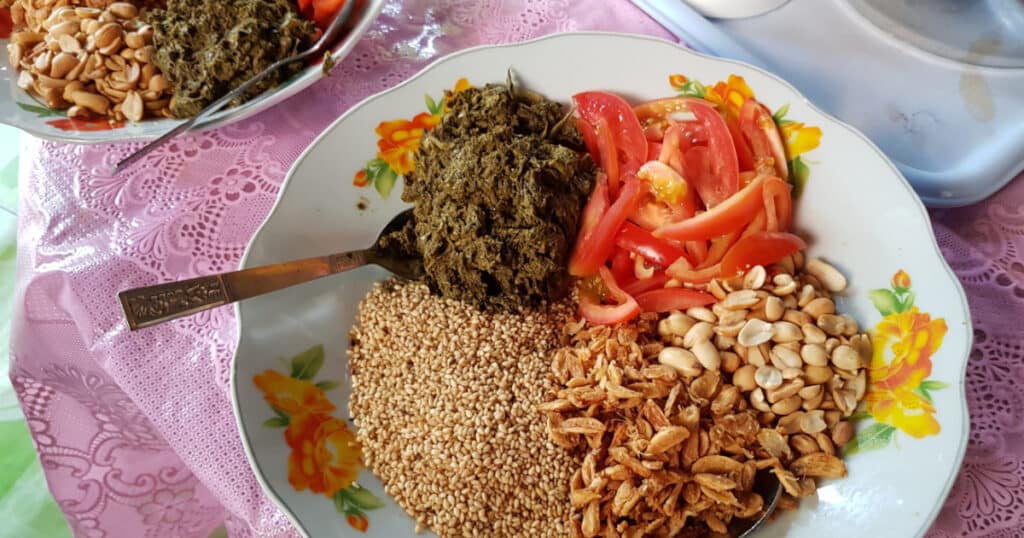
[9,1,1023,536]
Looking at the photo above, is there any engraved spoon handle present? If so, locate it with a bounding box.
[119,250,370,330]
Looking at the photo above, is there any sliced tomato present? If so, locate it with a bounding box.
[574,91,648,190]
[644,121,668,142]
[739,99,789,179]
[630,200,672,231]
[622,271,670,296]
[654,173,768,242]
[569,176,648,277]
[568,173,608,276]
[687,100,739,208]
[719,231,807,278]
[666,258,721,284]
[578,117,601,165]
[594,116,621,195]
[578,266,641,325]
[0,7,13,39]
[762,176,793,232]
[647,142,663,162]
[638,160,690,206]
[740,209,768,240]
[704,231,740,267]
[658,123,688,176]
[685,240,708,266]
[576,173,609,242]
[610,247,634,284]
[305,0,349,29]
[635,287,717,313]
[615,222,688,267]
[632,97,702,123]
[727,116,755,171]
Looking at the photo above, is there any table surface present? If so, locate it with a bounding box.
[7,1,1024,537]
[0,125,73,538]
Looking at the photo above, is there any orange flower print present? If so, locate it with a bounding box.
[865,385,940,439]
[892,269,911,291]
[374,112,439,176]
[347,513,370,532]
[257,345,382,526]
[285,412,364,497]
[704,74,755,119]
[869,308,947,393]
[669,74,688,91]
[253,370,336,417]
[353,169,369,187]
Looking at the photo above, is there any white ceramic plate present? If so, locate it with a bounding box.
[232,32,972,538]
[0,0,382,144]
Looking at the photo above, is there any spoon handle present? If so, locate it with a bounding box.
[119,250,371,330]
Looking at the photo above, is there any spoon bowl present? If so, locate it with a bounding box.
[732,470,783,537]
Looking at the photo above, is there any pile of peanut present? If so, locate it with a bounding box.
[543,254,867,537]
[7,1,173,122]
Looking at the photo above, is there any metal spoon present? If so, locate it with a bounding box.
[118,208,420,330]
[111,0,358,175]
[732,470,784,537]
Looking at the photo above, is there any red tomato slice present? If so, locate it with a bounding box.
[0,8,13,39]
[727,116,755,171]
[615,222,688,267]
[762,177,793,232]
[644,121,668,142]
[654,173,768,242]
[704,231,739,267]
[610,247,634,284]
[635,287,717,313]
[647,142,663,162]
[569,176,648,277]
[577,173,609,240]
[310,0,348,29]
[574,91,648,187]
[632,97,702,123]
[578,117,601,164]
[594,116,621,195]
[622,271,670,296]
[740,209,768,240]
[685,240,708,267]
[719,231,807,278]
[739,99,789,180]
[578,266,641,325]
[568,173,608,275]
[687,100,739,208]
[666,258,721,284]
[659,123,688,176]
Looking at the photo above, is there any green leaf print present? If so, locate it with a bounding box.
[844,422,897,455]
[289,345,325,381]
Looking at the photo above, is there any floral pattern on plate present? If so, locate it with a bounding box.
[254,344,383,533]
[846,270,949,454]
[352,78,471,198]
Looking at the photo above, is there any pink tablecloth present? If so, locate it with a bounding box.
[9,1,1024,536]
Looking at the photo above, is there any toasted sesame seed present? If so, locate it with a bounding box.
[349,280,576,537]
